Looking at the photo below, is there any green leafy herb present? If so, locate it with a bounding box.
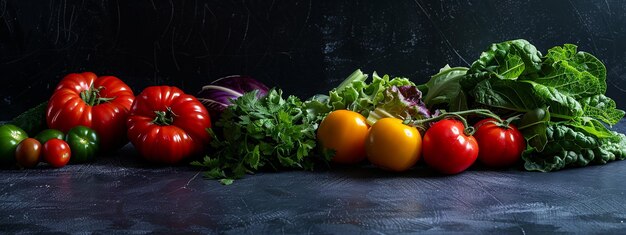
[191,89,325,184]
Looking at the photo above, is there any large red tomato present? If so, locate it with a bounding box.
[46,72,135,151]
[422,119,479,174]
[127,86,211,164]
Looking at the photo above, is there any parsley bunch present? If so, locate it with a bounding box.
[191,88,327,185]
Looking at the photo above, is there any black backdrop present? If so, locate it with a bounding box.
[1,0,626,120]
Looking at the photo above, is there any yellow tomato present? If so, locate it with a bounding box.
[366,118,421,172]
[317,110,369,164]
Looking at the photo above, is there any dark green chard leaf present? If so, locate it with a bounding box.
[579,94,624,126]
[462,39,543,90]
[528,44,606,99]
[471,79,583,120]
[523,123,626,172]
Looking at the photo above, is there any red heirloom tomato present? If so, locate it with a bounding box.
[473,118,526,168]
[127,86,211,164]
[422,119,478,174]
[46,72,135,151]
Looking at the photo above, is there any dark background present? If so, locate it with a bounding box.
[1,0,625,120]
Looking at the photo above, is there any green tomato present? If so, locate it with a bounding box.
[34,129,65,144]
[0,124,29,165]
[65,126,100,163]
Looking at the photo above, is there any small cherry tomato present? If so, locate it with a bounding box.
[42,139,71,168]
[423,119,478,174]
[365,118,421,172]
[15,138,42,168]
[473,118,526,168]
[317,110,369,164]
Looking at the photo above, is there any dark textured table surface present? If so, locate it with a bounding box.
[2,121,626,234]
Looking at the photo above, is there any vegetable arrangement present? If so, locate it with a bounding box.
[1,39,625,186]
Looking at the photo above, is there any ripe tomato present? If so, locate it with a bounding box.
[127,86,212,164]
[365,118,421,172]
[473,118,526,168]
[423,119,478,174]
[46,72,135,151]
[317,110,369,164]
[15,138,42,168]
[42,139,71,168]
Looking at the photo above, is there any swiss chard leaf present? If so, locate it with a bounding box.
[579,94,624,126]
[528,44,607,99]
[462,39,543,90]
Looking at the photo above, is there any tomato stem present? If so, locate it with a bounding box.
[408,108,504,136]
[80,86,115,106]
[152,107,177,126]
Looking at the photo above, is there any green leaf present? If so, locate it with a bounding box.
[471,79,582,120]
[579,95,625,126]
[518,107,551,152]
[528,44,606,99]
[463,39,543,90]
[419,65,468,110]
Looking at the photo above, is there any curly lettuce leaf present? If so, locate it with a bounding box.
[579,94,624,126]
[366,85,431,125]
[304,69,415,124]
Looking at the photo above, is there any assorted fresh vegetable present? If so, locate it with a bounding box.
[420,39,626,172]
[2,39,626,185]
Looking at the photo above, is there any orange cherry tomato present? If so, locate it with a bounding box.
[365,118,422,172]
[316,110,369,164]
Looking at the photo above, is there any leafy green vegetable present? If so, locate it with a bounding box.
[421,39,626,172]
[522,123,626,172]
[417,65,468,111]
[365,85,431,126]
[9,101,48,136]
[462,39,543,90]
[191,89,326,184]
[304,69,415,125]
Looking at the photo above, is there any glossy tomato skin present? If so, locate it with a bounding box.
[317,110,369,164]
[473,118,526,168]
[42,139,71,168]
[15,138,42,168]
[365,118,421,172]
[0,124,29,165]
[46,72,135,151]
[127,86,212,164]
[65,126,100,163]
[422,119,478,174]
